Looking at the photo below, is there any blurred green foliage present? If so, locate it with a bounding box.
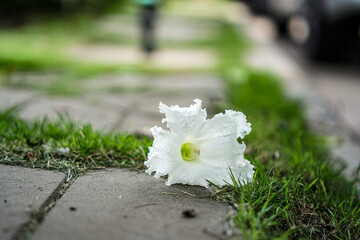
[0,0,129,26]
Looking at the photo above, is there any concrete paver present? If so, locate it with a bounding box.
[0,165,65,240]
[120,92,220,134]
[95,14,215,42]
[3,72,60,90]
[0,88,39,111]
[0,74,224,134]
[84,74,223,93]
[31,169,228,240]
[67,46,215,70]
[311,67,360,137]
[18,96,121,131]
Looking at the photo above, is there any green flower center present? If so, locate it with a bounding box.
[181,142,200,161]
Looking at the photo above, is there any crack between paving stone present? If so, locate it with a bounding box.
[11,174,78,240]
[109,100,145,131]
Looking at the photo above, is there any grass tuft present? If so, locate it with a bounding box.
[0,106,152,177]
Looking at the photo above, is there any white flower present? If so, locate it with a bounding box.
[57,147,70,155]
[145,99,254,188]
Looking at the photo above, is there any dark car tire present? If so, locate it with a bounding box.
[302,1,333,60]
[301,0,356,61]
[247,0,268,15]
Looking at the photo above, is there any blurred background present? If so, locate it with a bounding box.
[0,0,359,138]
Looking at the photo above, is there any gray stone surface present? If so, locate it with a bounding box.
[0,74,224,134]
[311,66,360,137]
[0,88,39,111]
[66,46,215,70]
[95,14,215,42]
[31,169,228,240]
[17,96,121,131]
[333,139,360,178]
[0,165,65,240]
[84,74,223,94]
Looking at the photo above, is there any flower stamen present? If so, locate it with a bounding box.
[181,142,200,161]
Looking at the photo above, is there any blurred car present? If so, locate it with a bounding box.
[243,0,303,30]
[241,0,360,61]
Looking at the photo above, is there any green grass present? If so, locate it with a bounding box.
[0,106,152,177]
[214,22,251,72]
[212,69,360,239]
[212,22,360,240]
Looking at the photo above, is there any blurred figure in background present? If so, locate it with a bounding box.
[136,0,161,56]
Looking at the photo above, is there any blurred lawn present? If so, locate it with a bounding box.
[0,18,142,74]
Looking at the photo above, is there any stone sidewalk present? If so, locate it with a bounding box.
[31,169,228,240]
[1,166,229,240]
[0,165,65,240]
[0,74,223,134]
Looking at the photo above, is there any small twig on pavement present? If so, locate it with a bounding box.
[202,228,226,240]
[173,188,198,198]
[134,203,157,208]
[162,192,176,196]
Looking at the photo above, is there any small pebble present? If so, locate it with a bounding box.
[182,209,196,218]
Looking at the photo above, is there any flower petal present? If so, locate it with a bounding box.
[165,161,229,187]
[200,110,251,140]
[195,109,253,184]
[165,158,253,187]
[145,126,183,178]
[159,99,207,138]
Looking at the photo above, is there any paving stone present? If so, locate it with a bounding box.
[151,74,223,90]
[151,49,215,69]
[119,111,163,134]
[333,139,360,178]
[0,88,39,111]
[117,89,223,134]
[90,92,141,110]
[84,74,152,92]
[66,45,215,70]
[0,165,65,240]
[84,75,224,133]
[95,14,214,42]
[4,72,60,89]
[135,88,222,113]
[311,68,360,137]
[18,96,121,131]
[157,16,214,41]
[85,74,223,94]
[31,169,228,240]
